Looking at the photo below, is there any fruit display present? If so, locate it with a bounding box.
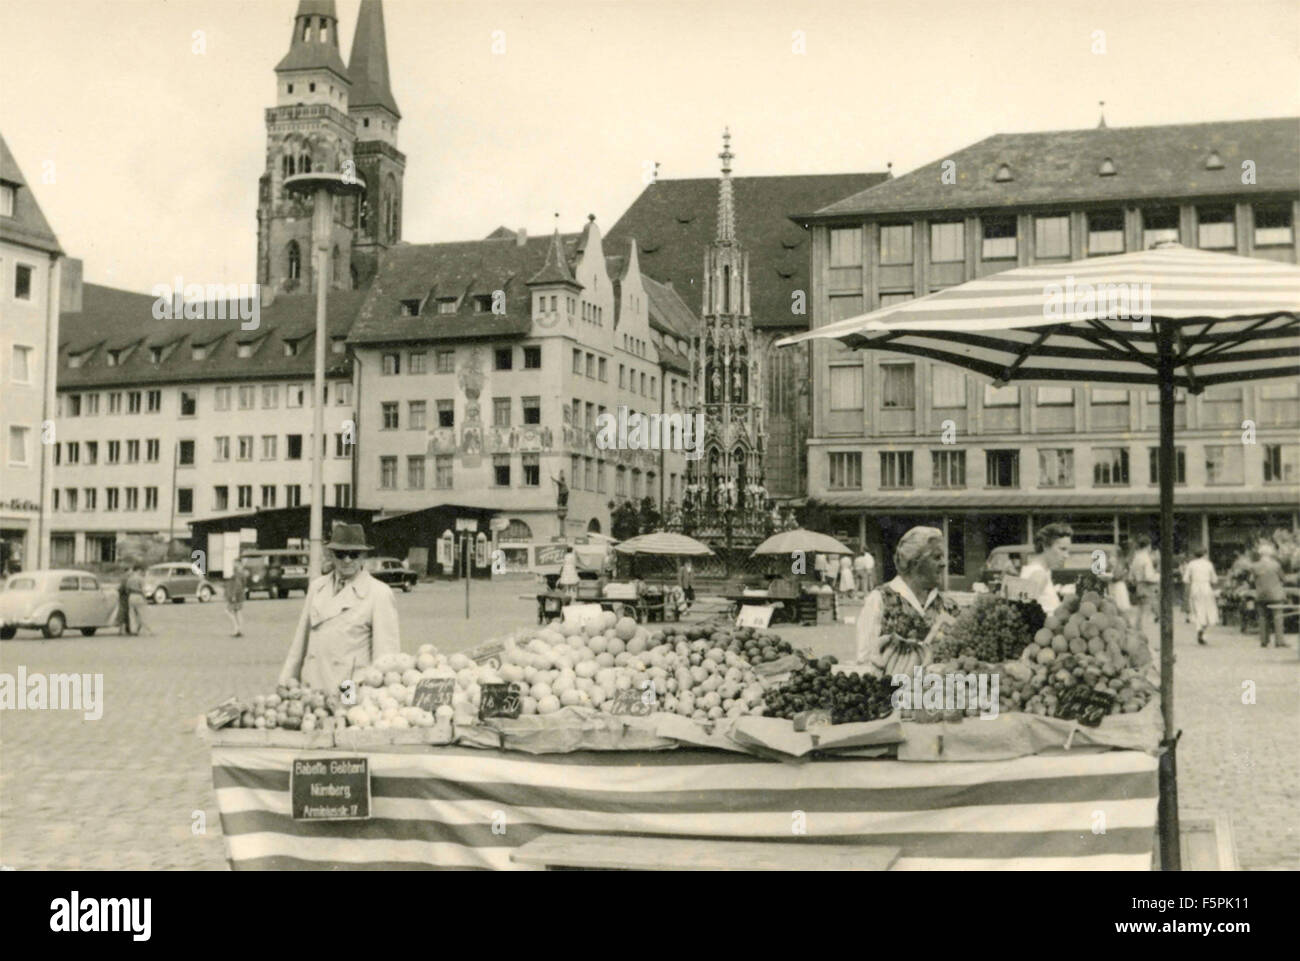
[216,678,340,731]
[874,634,927,678]
[763,657,898,724]
[930,594,1042,664]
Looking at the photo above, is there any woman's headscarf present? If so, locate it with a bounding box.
[894,526,943,576]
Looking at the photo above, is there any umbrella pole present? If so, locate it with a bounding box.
[1156,321,1182,871]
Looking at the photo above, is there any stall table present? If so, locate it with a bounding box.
[211,744,1159,870]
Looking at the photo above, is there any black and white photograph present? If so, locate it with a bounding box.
[0,0,1297,906]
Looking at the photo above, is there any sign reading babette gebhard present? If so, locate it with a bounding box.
[291,757,371,820]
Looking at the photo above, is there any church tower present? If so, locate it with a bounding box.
[685,130,766,535]
[347,0,405,287]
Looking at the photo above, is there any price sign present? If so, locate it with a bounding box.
[736,605,775,629]
[464,638,505,668]
[205,696,242,730]
[1055,684,1116,728]
[411,677,455,712]
[291,757,371,821]
[479,682,522,719]
[562,603,604,629]
[609,683,655,716]
[1002,576,1036,603]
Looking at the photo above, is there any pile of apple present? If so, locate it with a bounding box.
[224,678,337,731]
[342,645,456,729]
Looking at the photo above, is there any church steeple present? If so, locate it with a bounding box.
[275,0,350,89]
[716,127,736,245]
[349,0,401,119]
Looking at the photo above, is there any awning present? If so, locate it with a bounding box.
[814,487,1300,511]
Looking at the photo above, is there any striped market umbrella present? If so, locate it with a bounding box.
[752,528,853,557]
[778,243,1300,871]
[614,532,715,556]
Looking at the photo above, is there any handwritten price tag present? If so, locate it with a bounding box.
[1055,684,1115,728]
[609,685,655,716]
[479,682,522,719]
[412,678,455,712]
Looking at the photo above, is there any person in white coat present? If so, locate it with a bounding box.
[1183,547,1219,646]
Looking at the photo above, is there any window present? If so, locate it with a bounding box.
[145,438,160,462]
[334,484,352,508]
[379,457,397,489]
[522,452,540,487]
[237,436,253,461]
[880,363,915,409]
[932,450,966,488]
[425,398,451,429]
[214,386,231,410]
[1034,215,1070,258]
[108,392,122,414]
[880,451,913,488]
[178,440,195,466]
[828,452,862,489]
[493,397,511,427]
[214,486,229,511]
[85,441,98,465]
[14,263,32,300]
[66,441,80,464]
[149,390,163,413]
[1087,210,1125,255]
[403,351,426,375]
[1092,447,1130,486]
[285,485,302,508]
[335,382,352,406]
[332,337,346,355]
[494,348,513,371]
[400,299,421,317]
[262,384,279,408]
[1036,386,1073,406]
[1254,204,1294,246]
[829,228,862,266]
[1142,207,1179,248]
[618,364,626,388]
[982,217,1017,259]
[931,368,966,407]
[639,372,646,395]
[106,488,119,511]
[929,221,964,263]
[381,402,399,429]
[83,488,96,511]
[261,484,277,508]
[64,488,78,512]
[985,449,1019,487]
[334,432,352,457]
[1263,444,1298,483]
[586,353,596,378]
[1196,207,1235,249]
[572,349,582,374]
[584,402,595,429]
[259,434,277,460]
[107,440,120,464]
[287,434,303,460]
[382,353,400,375]
[128,391,142,414]
[214,436,230,461]
[0,183,13,216]
[523,346,541,369]
[829,366,863,410]
[599,357,608,382]
[7,345,34,385]
[1038,449,1074,487]
[983,384,1019,406]
[126,439,140,463]
[67,394,83,418]
[238,485,253,509]
[177,488,193,514]
[234,385,255,409]
[130,487,143,511]
[407,400,427,430]
[6,426,28,466]
[1090,387,1128,404]
[493,454,511,487]
[879,224,913,265]
[597,460,607,493]
[407,455,425,489]
[433,350,455,374]
[437,298,457,315]
[1205,445,1243,485]
[522,396,541,425]
[434,455,453,489]
[615,465,626,496]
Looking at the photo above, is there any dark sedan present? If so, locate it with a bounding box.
[364,557,418,591]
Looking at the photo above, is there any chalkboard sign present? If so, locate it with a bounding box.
[1055,684,1116,728]
[205,696,242,730]
[479,682,522,719]
[412,677,455,712]
[609,684,655,716]
[291,757,370,821]
[736,605,775,629]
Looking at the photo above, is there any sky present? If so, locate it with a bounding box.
[1,0,1297,294]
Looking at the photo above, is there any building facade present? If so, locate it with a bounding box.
[0,132,63,573]
[796,118,1300,582]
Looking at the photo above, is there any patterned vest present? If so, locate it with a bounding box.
[879,582,957,640]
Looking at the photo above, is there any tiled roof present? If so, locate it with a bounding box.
[642,276,697,342]
[810,117,1300,219]
[815,487,1300,511]
[347,0,400,118]
[528,230,578,286]
[349,233,582,345]
[57,283,362,389]
[0,132,62,255]
[275,1,350,81]
[606,173,888,330]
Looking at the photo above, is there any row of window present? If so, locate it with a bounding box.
[71,336,348,370]
[376,452,672,499]
[829,203,1295,268]
[617,362,657,398]
[380,397,542,431]
[828,364,1299,412]
[532,293,579,319]
[51,432,353,467]
[827,443,1299,490]
[56,382,352,418]
[52,483,354,515]
[572,349,609,383]
[382,346,542,376]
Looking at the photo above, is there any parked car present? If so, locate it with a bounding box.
[981,542,1117,592]
[364,556,417,591]
[0,570,121,639]
[143,562,218,604]
[238,549,312,598]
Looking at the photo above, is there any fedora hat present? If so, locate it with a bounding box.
[325,522,373,552]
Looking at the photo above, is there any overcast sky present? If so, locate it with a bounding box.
[2,0,1297,293]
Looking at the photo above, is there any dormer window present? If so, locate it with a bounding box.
[400,299,421,317]
[473,295,493,313]
[192,345,207,361]
[1098,157,1116,176]
[149,346,163,364]
[106,349,120,367]
[437,298,457,314]
[1205,150,1224,170]
[332,337,347,354]
[237,341,255,359]
[994,163,1013,182]
[284,340,299,357]
[69,351,84,369]
[363,117,370,128]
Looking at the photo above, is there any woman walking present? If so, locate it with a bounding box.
[224,560,246,637]
[117,569,134,635]
[126,563,151,635]
[1184,548,1219,646]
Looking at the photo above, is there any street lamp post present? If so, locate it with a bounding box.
[283,171,364,578]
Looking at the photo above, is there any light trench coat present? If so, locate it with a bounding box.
[278,570,401,693]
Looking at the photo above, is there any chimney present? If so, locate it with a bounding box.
[515,227,527,247]
[60,257,83,313]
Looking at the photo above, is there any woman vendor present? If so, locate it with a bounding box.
[855,526,958,664]
[1020,522,1073,616]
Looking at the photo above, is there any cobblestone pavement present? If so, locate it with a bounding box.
[1,580,1295,869]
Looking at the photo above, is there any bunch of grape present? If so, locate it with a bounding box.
[945,596,1035,662]
[762,659,898,724]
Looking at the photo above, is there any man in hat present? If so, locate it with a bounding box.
[278,523,400,693]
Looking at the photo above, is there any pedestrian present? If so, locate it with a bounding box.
[1130,535,1160,639]
[127,563,151,635]
[1251,548,1286,648]
[1109,539,1133,617]
[1177,553,1191,623]
[837,554,856,596]
[224,560,246,637]
[117,568,133,635]
[558,548,580,600]
[853,548,876,595]
[278,523,400,693]
[678,559,695,604]
[1021,522,1073,616]
[1184,547,1219,646]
